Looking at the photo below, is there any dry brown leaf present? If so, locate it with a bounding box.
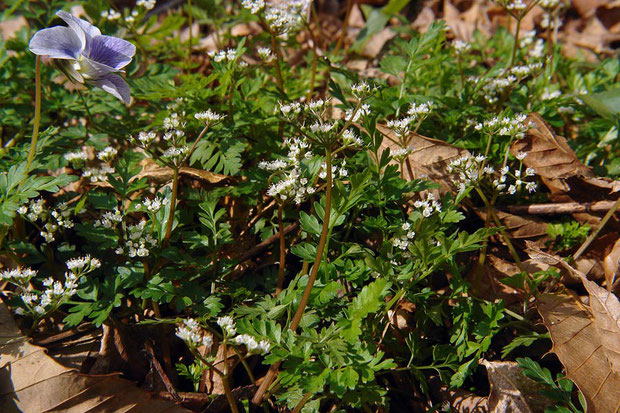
[136,159,229,185]
[480,359,555,413]
[362,27,396,58]
[537,292,620,413]
[477,209,549,239]
[443,0,492,41]
[0,301,190,413]
[604,238,620,290]
[376,124,470,194]
[511,113,592,184]
[511,113,619,203]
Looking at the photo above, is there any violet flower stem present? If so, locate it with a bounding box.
[26,56,42,173]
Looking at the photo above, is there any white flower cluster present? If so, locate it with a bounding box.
[66,255,102,274]
[453,40,471,53]
[137,131,157,146]
[344,104,370,123]
[260,138,317,204]
[83,165,114,183]
[262,0,310,35]
[257,47,274,62]
[215,316,270,353]
[25,272,79,316]
[510,62,543,78]
[413,193,442,218]
[408,101,433,120]
[97,147,118,162]
[18,200,73,242]
[64,150,88,164]
[492,156,537,194]
[217,315,237,335]
[18,198,44,221]
[539,0,560,7]
[208,49,240,63]
[0,267,36,286]
[278,101,302,118]
[446,154,489,193]
[387,117,413,139]
[116,221,157,257]
[242,0,265,14]
[342,129,364,147]
[101,9,122,21]
[319,159,348,179]
[391,147,414,162]
[162,145,189,163]
[124,10,140,24]
[194,109,225,125]
[164,113,184,130]
[520,30,536,48]
[351,81,373,99]
[4,265,84,318]
[136,195,169,213]
[137,0,156,10]
[95,208,123,228]
[234,334,271,353]
[474,113,529,139]
[528,39,545,59]
[505,0,526,12]
[393,221,416,250]
[176,318,213,348]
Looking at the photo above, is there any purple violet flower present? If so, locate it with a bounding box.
[29,11,136,104]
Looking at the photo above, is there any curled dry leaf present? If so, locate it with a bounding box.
[537,292,620,413]
[476,209,549,239]
[376,124,470,194]
[0,301,190,413]
[136,159,229,185]
[480,359,555,413]
[512,113,619,202]
[605,238,620,291]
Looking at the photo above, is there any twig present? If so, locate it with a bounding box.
[573,196,620,260]
[236,223,298,264]
[502,200,618,215]
[145,341,181,402]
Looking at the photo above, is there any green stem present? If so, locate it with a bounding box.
[395,56,414,118]
[573,196,620,260]
[289,148,332,330]
[162,167,179,248]
[187,0,193,67]
[275,204,286,295]
[252,148,333,405]
[292,391,313,413]
[270,32,284,93]
[26,56,42,173]
[475,186,526,274]
[509,17,522,67]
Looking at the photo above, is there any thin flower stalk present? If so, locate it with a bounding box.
[275,204,286,295]
[253,148,334,404]
[26,56,42,173]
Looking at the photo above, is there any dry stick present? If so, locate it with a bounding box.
[275,204,287,295]
[503,200,617,215]
[334,0,353,55]
[573,196,620,260]
[252,149,333,405]
[475,187,527,274]
[146,341,180,402]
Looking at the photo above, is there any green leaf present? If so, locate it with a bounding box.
[581,88,620,119]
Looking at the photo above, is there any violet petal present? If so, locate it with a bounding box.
[29,26,83,59]
[56,10,100,52]
[92,73,131,104]
[88,35,136,70]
